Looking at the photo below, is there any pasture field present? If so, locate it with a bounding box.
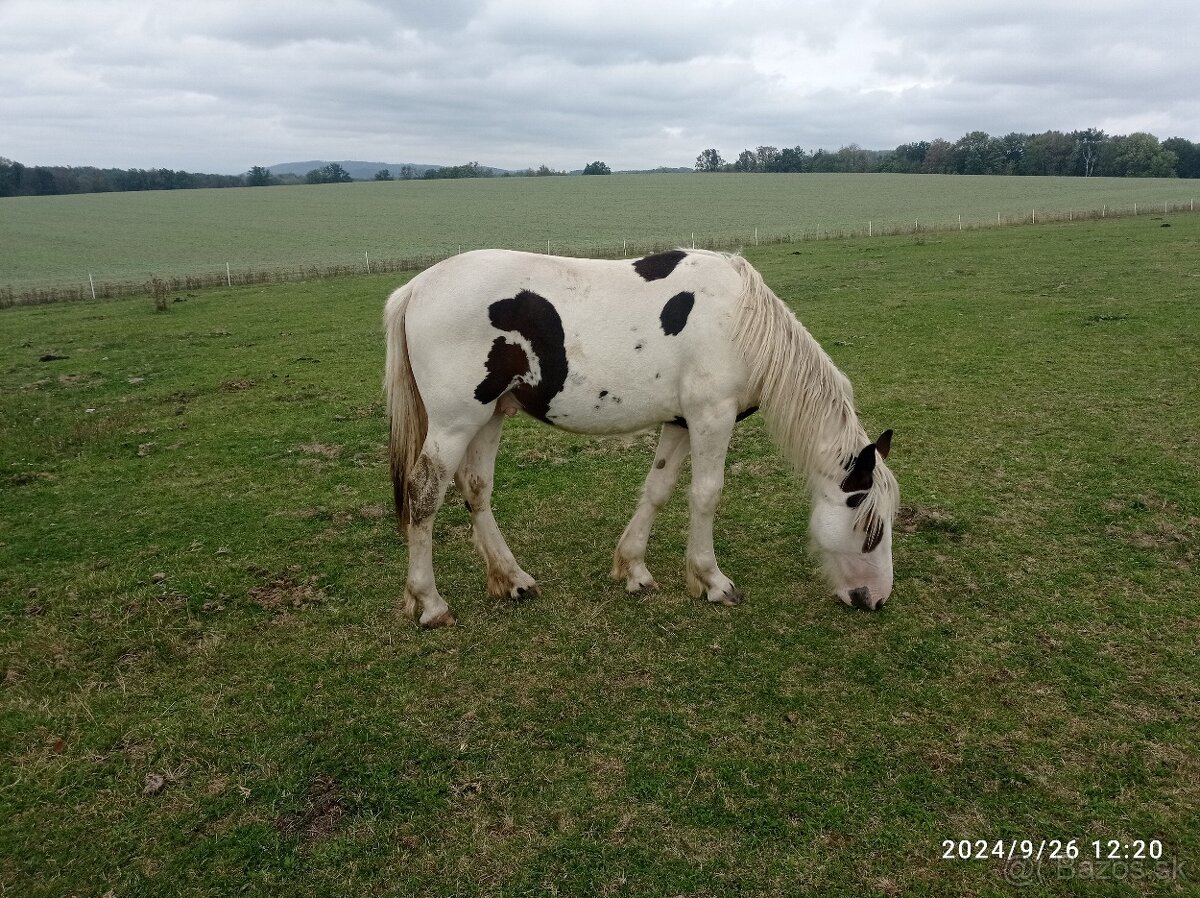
[2,215,1198,896]
[2,172,1197,294]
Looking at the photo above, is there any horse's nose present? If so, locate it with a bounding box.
[849,586,872,610]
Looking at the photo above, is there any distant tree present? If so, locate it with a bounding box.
[422,162,494,180]
[998,133,1026,174]
[1020,131,1076,176]
[399,165,416,180]
[834,144,870,173]
[374,168,393,181]
[885,141,929,174]
[246,165,273,186]
[582,161,611,175]
[733,150,757,172]
[755,146,780,170]
[951,131,1004,174]
[921,139,954,174]
[306,163,353,184]
[769,146,808,173]
[1163,137,1200,178]
[1072,128,1106,177]
[0,157,25,196]
[695,148,724,172]
[533,164,565,176]
[1101,133,1176,178]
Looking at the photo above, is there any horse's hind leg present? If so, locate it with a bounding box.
[404,426,477,628]
[455,411,539,601]
[612,423,690,593]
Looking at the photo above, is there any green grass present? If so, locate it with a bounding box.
[2,173,1197,292]
[1,215,1198,896]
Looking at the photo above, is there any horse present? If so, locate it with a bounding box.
[384,248,898,628]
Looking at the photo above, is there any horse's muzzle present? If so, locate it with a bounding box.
[848,586,883,611]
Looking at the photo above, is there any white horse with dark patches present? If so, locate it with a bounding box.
[385,248,898,628]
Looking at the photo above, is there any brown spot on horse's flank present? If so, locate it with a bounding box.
[474,337,530,404]
[655,459,666,469]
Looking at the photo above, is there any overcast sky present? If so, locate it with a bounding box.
[2,0,1197,173]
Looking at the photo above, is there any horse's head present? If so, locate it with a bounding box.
[809,430,897,611]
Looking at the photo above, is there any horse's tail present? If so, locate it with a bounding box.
[384,280,428,528]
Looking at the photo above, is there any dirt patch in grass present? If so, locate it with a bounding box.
[1105,495,1198,570]
[218,379,256,392]
[274,774,346,843]
[296,442,342,459]
[895,504,965,539]
[247,567,329,613]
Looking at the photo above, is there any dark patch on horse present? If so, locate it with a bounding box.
[840,445,877,493]
[633,249,687,282]
[655,459,666,470]
[463,499,473,513]
[660,292,695,336]
[671,416,688,429]
[846,492,867,509]
[861,513,884,553]
[599,390,608,398]
[634,341,644,351]
[735,406,758,422]
[474,337,530,404]
[486,290,568,423]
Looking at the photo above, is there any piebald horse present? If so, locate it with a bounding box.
[385,248,898,628]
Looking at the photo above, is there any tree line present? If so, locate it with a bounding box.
[0,158,609,196]
[0,160,246,197]
[696,129,1200,178]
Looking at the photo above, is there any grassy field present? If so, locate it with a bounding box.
[2,173,1197,293]
[1,215,1198,896]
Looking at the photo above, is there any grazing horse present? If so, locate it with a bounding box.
[385,248,898,628]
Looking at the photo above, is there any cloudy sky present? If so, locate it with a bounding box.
[1,0,1196,173]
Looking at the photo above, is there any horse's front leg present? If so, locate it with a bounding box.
[681,405,742,606]
[612,423,690,592]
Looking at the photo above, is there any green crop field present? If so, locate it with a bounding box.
[2,173,1197,294]
[1,215,1198,896]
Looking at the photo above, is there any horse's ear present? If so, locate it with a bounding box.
[841,444,877,492]
[876,429,893,460]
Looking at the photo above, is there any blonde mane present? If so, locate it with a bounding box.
[722,253,899,527]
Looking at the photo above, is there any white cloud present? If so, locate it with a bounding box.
[0,0,1197,172]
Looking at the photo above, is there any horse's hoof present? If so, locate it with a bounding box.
[512,583,540,601]
[627,578,658,594]
[420,609,457,629]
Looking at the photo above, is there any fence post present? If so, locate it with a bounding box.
[89,273,96,300]
[958,214,962,231]
[364,252,371,274]
[226,263,232,288]
[868,221,872,237]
